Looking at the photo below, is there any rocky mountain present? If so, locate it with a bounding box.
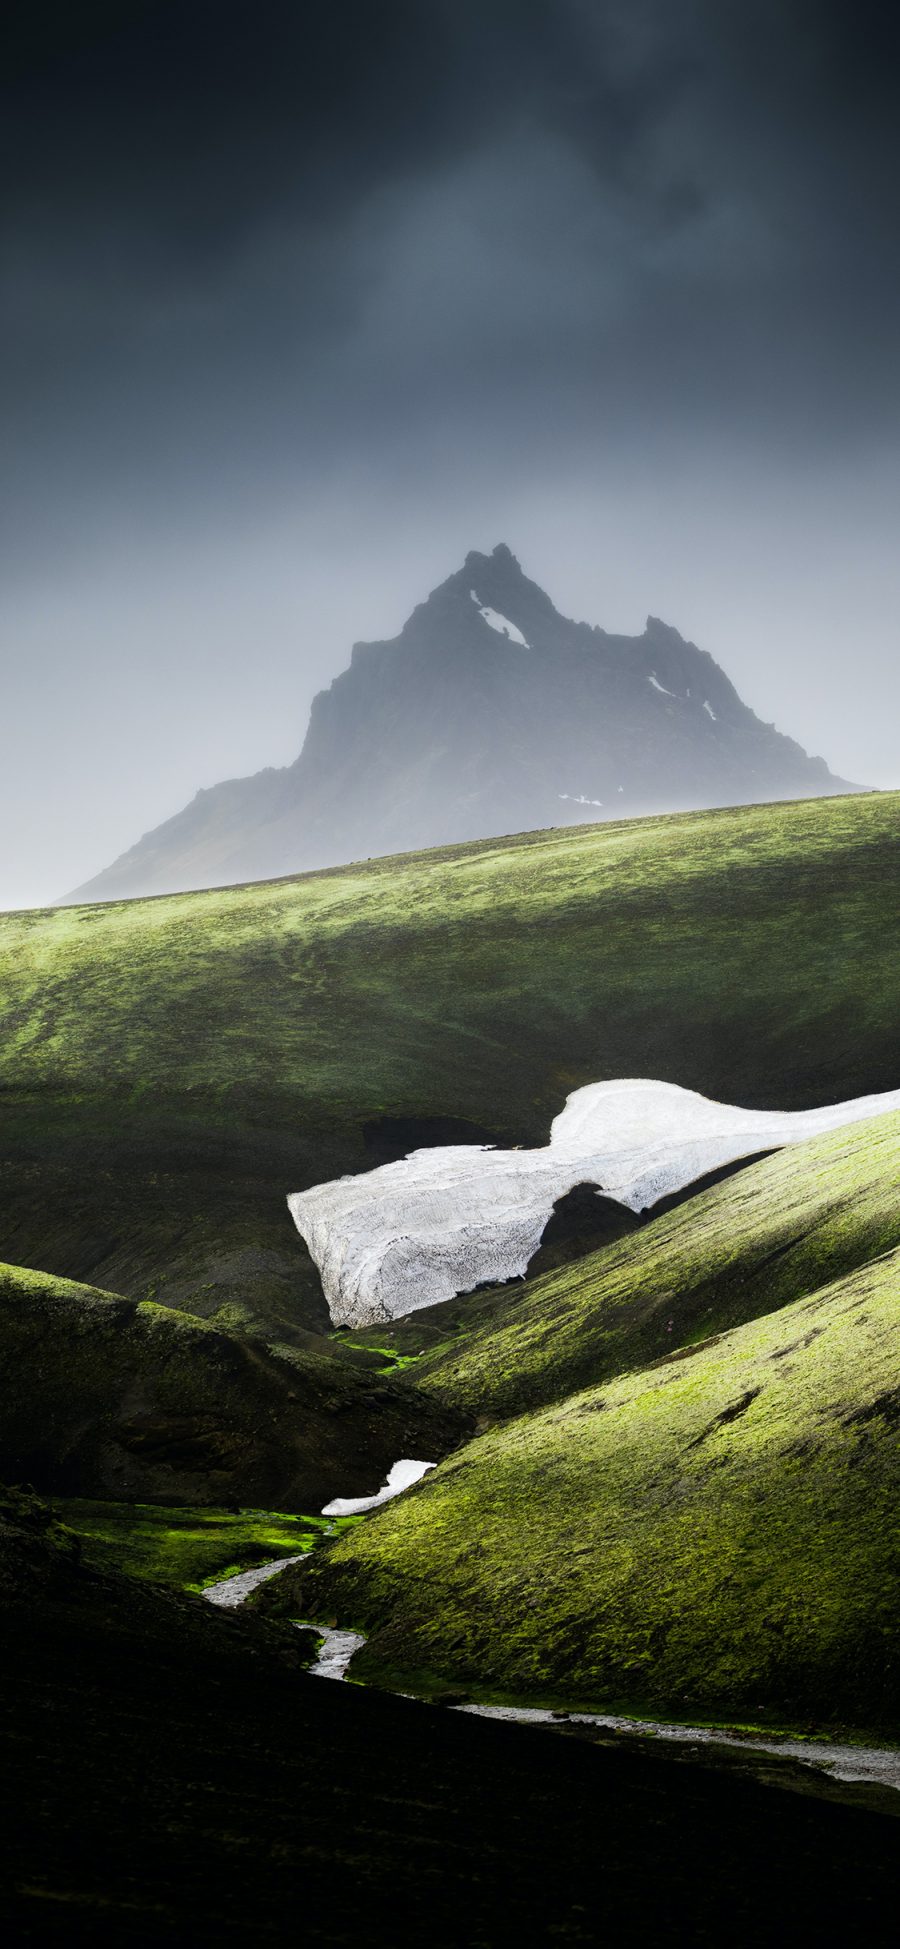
[65,545,853,902]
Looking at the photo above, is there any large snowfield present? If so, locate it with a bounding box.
[288,1077,900,1330]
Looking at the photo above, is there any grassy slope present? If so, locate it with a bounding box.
[0,1262,465,1510]
[4,1488,898,1945]
[0,792,897,1336]
[287,1248,900,1732]
[53,1498,344,1589]
[403,1110,900,1418]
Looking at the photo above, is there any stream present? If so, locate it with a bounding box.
[202,1458,430,1676]
[204,1555,364,1678]
[201,1460,900,1799]
[453,1703,900,1796]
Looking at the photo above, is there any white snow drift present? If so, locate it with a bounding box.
[321,1459,435,1518]
[288,1077,900,1330]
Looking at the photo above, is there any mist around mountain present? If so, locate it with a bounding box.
[64,546,853,904]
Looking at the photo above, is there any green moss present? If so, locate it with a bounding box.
[287,1248,900,1735]
[412,1109,900,1418]
[343,1340,424,1374]
[0,793,897,1336]
[53,1498,331,1588]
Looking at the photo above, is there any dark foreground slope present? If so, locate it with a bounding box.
[66,546,851,905]
[0,1263,464,1509]
[288,1249,900,1731]
[2,793,897,1337]
[1,1488,897,1946]
[399,1109,900,1418]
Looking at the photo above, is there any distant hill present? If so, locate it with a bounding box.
[64,544,854,902]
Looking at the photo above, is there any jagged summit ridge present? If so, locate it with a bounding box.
[388,544,554,655]
[64,547,854,903]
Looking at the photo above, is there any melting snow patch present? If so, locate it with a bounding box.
[703,700,717,720]
[648,674,675,696]
[559,792,604,808]
[288,1078,900,1330]
[470,590,529,647]
[321,1458,435,1517]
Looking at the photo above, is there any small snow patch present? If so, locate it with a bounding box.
[703,700,717,720]
[470,590,529,647]
[559,792,604,808]
[322,1458,435,1517]
[648,673,675,697]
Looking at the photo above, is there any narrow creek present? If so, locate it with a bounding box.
[453,1703,900,1796]
[202,1457,430,1678]
[201,1459,900,1798]
[202,1548,365,1679]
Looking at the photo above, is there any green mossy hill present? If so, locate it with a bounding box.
[408,1110,900,1419]
[1,792,897,1335]
[285,1248,900,1733]
[0,1263,465,1510]
[1,1485,899,1944]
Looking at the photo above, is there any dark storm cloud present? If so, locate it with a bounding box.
[3,2,661,255]
[3,4,900,908]
[5,0,900,553]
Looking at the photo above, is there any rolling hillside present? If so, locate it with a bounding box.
[4,1486,897,1944]
[285,1247,900,1731]
[0,1262,464,1508]
[1,792,897,1339]
[398,1109,900,1418]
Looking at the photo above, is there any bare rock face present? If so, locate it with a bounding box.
[64,546,853,902]
[287,1077,900,1329]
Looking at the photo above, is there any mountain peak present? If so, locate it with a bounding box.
[437,544,561,640]
[62,548,854,904]
[460,543,527,595]
[464,542,520,571]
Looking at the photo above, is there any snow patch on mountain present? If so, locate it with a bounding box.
[470,590,529,646]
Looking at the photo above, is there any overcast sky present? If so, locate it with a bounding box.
[3,1,899,907]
